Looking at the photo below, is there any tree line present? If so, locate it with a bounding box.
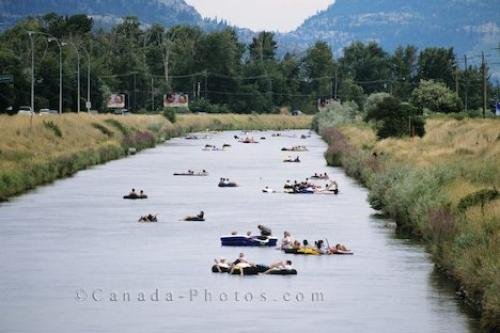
[0,14,495,114]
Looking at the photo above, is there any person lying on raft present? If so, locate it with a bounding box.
[184,211,205,221]
[138,214,157,222]
[257,224,272,238]
[264,260,294,274]
[326,243,351,254]
[230,253,252,276]
[213,258,230,272]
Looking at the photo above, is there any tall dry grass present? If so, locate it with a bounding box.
[318,116,500,331]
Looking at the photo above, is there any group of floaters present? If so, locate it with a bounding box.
[280,176,339,194]
[123,188,148,199]
[212,254,296,276]
[281,145,308,152]
[123,187,204,223]
[214,226,353,276]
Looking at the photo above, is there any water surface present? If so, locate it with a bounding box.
[0,130,479,332]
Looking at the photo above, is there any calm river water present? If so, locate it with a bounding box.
[0,130,479,332]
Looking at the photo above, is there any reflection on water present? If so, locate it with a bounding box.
[0,130,479,332]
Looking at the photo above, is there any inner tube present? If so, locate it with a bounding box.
[211,265,230,273]
[329,250,353,255]
[184,217,205,222]
[123,195,148,199]
[218,183,238,187]
[230,266,260,275]
[267,269,297,275]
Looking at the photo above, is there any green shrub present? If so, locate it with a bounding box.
[312,101,360,133]
[189,98,211,113]
[457,188,499,213]
[365,97,425,139]
[91,123,114,138]
[162,107,177,123]
[410,79,463,113]
[43,121,63,138]
[104,119,129,136]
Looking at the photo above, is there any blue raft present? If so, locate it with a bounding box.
[220,235,278,247]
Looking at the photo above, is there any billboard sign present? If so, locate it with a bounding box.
[107,94,126,109]
[163,93,188,108]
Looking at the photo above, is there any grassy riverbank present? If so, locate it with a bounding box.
[317,116,499,331]
[0,113,311,201]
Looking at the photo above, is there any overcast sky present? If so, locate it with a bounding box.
[184,0,334,32]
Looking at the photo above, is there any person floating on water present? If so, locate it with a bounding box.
[138,214,157,222]
[213,258,230,272]
[264,260,294,274]
[281,231,295,250]
[230,253,252,276]
[257,224,272,237]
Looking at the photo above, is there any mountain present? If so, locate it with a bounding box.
[0,0,202,30]
[1,0,499,61]
[280,0,500,57]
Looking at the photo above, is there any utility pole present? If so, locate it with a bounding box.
[84,42,91,112]
[28,31,35,115]
[496,79,499,101]
[204,70,208,99]
[464,55,468,112]
[454,65,459,95]
[481,51,487,118]
[133,73,137,111]
[334,69,338,100]
[70,42,81,113]
[151,77,154,111]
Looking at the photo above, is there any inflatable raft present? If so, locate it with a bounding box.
[173,172,208,176]
[184,217,205,222]
[218,182,238,187]
[283,248,322,255]
[220,235,278,247]
[267,268,297,275]
[123,195,148,200]
[229,265,268,275]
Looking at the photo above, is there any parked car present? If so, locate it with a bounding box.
[17,106,33,115]
[39,109,58,115]
[113,108,130,116]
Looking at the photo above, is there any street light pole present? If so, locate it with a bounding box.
[68,42,81,113]
[48,37,65,114]
[28,31,35,114]
[79,46,92,112]
[86,49,90,112]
